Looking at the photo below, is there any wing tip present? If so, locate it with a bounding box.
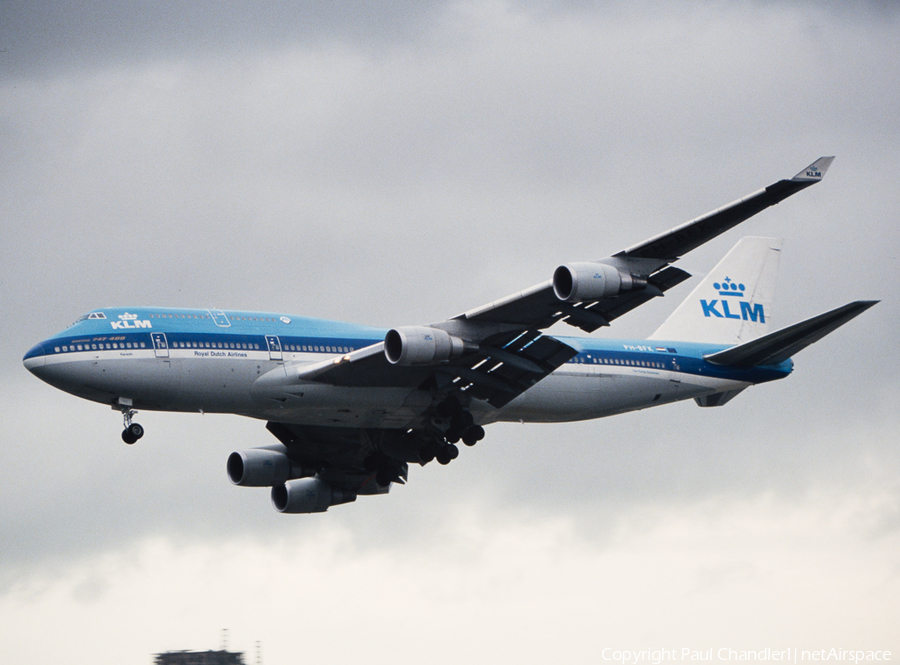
[791,156,835,182]
[851,299,880,313]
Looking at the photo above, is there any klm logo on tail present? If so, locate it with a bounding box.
[700,277,765,322]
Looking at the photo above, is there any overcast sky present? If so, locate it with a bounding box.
[2,2,899,664]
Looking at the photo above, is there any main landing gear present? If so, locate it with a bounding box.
[118,402,144,444]
[418,398,487,466]
[437,402,485,449]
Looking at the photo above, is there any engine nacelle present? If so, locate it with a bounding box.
[384,326,471,365]
[552,262,645,302]
[271,478,357,513]
[227,448,310,487]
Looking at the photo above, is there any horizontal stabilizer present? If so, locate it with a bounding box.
[704,300,878,367]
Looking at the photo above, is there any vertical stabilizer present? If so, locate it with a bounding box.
[648,236,782,345]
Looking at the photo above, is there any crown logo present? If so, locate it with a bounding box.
[712,277,746,297]
[118,312,139,320]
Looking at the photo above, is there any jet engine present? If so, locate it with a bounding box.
[552,262,646,302]
[227,447,311,487]
[384,326,473,365]
[271,478,357,513]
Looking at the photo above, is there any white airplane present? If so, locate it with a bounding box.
[24,157,876,513]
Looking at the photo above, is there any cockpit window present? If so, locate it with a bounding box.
[71,311,108,326]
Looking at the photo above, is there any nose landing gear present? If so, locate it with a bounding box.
[118,401,144,444]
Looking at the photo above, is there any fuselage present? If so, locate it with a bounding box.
[23,307,792,429]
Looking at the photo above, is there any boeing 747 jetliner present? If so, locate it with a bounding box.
[24,157,876,513]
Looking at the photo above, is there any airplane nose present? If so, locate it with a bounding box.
[23,342,47,374]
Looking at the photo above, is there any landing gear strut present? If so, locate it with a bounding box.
[118,403,144,444]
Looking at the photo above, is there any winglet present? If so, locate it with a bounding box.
[791,156,835,182]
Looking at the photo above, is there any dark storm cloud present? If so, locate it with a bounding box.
[4,0,897,82]
[0,0,450,79]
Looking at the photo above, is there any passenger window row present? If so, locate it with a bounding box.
[284,344,354,353]
[149,313,209,319]
[172,341,260,350]
[52,340,360,354]
[55,342,147,353]
[571,356,667,369]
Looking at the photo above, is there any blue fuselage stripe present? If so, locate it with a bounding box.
[24,307,792,384]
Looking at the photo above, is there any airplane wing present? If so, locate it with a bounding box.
[274,328,578,408]
[293,157,835,410]
[450,157,835,335]
[261,329,581,494]
[454,265,692,333]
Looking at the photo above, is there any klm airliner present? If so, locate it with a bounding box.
[24,157,876,514]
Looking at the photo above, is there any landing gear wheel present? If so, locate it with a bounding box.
[122,423,143,444]
[118,402,143,445]
[462,425,484,446]
[436,446,453,465]
[376,469,394,486]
